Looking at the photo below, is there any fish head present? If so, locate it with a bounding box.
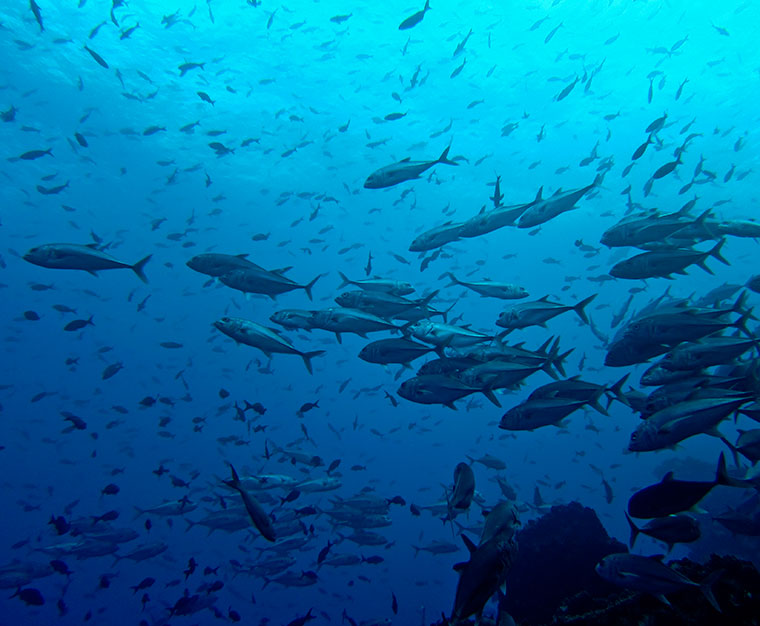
[628,422,655,452]
[394,281,415,296]
[24,244,62,267]
[357,343,376,361]
[594,555,615,579]
[397,377,425,401]
[408,319,431,339]
[363,172,383,189]
[335,291,358,307]
[185,254,213,273]
[214,317,238,333]
[408,235,429,252]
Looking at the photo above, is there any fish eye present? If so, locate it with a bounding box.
[631,432,638,440]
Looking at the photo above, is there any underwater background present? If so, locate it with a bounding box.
[2,0,760,624]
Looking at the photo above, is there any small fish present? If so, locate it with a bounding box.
[64,316,94,332]
[197,91,215,106]
[398,0,430,31]
[30,0,44,32]
[83,45,109,69]
[19,148,52,160]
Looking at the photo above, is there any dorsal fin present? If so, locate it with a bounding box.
[400,157,411,162]
[462,534,477,554]
[661,471,674,482]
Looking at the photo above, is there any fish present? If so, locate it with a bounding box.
[219,268,321,301]
[83,45,109,68]
[19,148,52,160]
[625,513,700,551]
[29,0,44,31]
[445,274,528,300]
[609,240,728,280]
[364,146,458,189]
[337,272,414,296]
[223,464,276,542]
[596,553,721,611]
[197,91,215,105]
[213,317,325,374]
[398,0,430,30]
[496,294,596,334]
[516,175,601,228]
[24,244,151,283]
[628,453,746,518]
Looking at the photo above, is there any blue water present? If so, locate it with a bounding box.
[1,1,759,624]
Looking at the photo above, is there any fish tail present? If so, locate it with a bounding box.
[573,294,597,325]
[337,271,352,289]
[589,389,609,416]
[444,272,459,287]
[608,373,631,407]
[720,436,741,468]
[482,387,501,408]
[225,464,241,489]
[700,569,724,612]
[437,145,457,166]
[624,512,640,549]
[418,289,438,308]
[131,254,152,283]
[709,238,729,266]
[87,315,95,326]
[303,273,321,301]
[300,350,326,375]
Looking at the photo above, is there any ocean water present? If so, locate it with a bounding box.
[2,0,760,624]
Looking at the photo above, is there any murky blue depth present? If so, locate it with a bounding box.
[1,1,759,625]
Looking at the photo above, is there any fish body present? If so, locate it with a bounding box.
[213,317,324,374]
[220,268,320,300]
[397,374,494,409]
[270,309,317,331]
[409,221,465,251]
[309,307,399,341]
[627,453,739,518]
[610,240,728,279]
[517,176,600,228]
[337,272,414,296]
[595,553,720,610]
[409,319,494,348]
[398,0,430,30]
[446,273,528,299]
[186,253,263,276]
[499,397,587,430]
[24,243,150,283]
[358,337,438,365]
[459,203,530,238]
[224,465,276,542]
[497,294,596,333]
[364,146,457,189]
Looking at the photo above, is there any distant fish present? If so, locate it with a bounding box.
[29,0,44,32]
[364,145,458,189]
[223,464,276,542]
[178,61,205,76]
[83,45,109,68]
[398,0,430,30]
[18,148,52,160]
[197,91,215,106]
